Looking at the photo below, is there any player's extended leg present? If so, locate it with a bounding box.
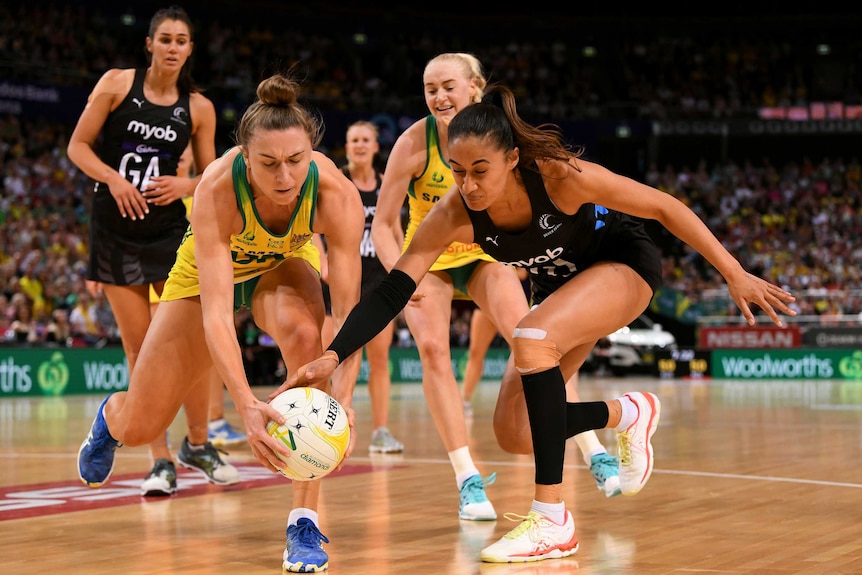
[252,259,331,574]
[405,270,497,520]
[78,297,215,487]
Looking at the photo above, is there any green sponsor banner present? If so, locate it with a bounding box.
[0,345,513,396]
[712,348,862,379]
[358,347,511,383]
[0,347,129,397]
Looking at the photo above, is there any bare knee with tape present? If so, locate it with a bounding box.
[511,327,561,374]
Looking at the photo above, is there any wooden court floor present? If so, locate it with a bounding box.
[2,375,862,575]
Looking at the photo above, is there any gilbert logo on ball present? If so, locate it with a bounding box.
[266,387,350,481]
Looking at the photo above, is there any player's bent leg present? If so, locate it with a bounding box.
[493,358,533,454]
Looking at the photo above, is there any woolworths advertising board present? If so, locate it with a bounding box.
[0,347,129,397]
[0,346,512,397]
[712,349,862,379]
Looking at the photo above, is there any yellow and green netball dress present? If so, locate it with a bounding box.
[404,116,495,298]
[162,152,320,301]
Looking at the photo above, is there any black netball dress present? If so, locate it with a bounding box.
[463,164,663,306]
[87,68,192,285]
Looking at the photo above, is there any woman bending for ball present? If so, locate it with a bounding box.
[77,72,364,574]
[284,84,797,564]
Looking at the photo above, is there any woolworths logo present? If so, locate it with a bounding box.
[37,352,69,395]
[717,350,862,379]
[720,354,833,378]
[838,350,862,378]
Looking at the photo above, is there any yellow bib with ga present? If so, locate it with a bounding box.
[404,115,494,272]
[161,152,320,301]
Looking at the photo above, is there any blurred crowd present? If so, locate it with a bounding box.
[2,3,862,349]
[3,113,860,348]
[2,3,860,121]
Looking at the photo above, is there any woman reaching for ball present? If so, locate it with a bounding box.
[77,72,364,573]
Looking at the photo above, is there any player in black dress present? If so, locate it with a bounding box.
[281,83,797,564]
[67,6,238,495]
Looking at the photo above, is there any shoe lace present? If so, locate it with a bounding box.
[461,472,497,503]
[591,454,619,481]
[501,512,542,540]
[618,431,634,466]
[184,440,229,471]
[152,459,175,477]
[202,442,230,464]
[291,520,330,546]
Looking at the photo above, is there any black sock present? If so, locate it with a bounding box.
[566,401,611,438]
[521,367,567,485]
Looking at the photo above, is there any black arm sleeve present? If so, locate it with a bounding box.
[326,269,417,362]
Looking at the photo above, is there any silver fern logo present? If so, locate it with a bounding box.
[171,106,188,126]
[538,214,562,237]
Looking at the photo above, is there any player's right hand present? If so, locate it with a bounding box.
[108,175,149,220]
[269,351,339,400]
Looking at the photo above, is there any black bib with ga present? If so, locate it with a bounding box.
[87,68,193,285]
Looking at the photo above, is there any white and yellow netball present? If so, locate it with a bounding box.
[266,386,350,481]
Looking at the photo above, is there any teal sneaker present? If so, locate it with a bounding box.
[459,472,497,521]
[589,453,622,498]
[283,518,330,573]
[77,395,121,487]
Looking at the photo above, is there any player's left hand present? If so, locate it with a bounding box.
[727,271,797,327]
[272,351,340,398]
[142,175,190,206]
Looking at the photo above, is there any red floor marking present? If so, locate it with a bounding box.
[0,464,383,521]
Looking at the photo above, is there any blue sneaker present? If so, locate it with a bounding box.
[77,395,121,487]
[589,453,622,498]
[459,472,497,521]
[283,518,330,573]
[207,418,247,447]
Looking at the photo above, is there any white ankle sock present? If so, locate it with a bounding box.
[449,446,479,488]
[615,395,638,431]
[531,499,565,524]
[288,508,319,527]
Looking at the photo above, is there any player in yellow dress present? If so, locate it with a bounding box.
[78,73,365,573]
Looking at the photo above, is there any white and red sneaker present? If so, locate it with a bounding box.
[617,391,661,495]
[481,510,578,563]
